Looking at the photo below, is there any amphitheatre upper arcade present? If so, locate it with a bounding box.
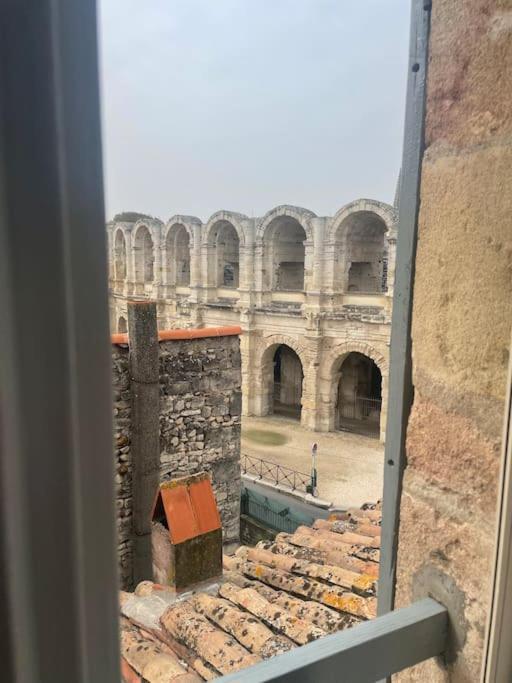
[108,199,397,441]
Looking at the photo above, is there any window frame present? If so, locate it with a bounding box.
[0,1,120,680]
[0,1,448,681]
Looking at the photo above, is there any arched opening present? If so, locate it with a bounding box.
[118,316,127,333]
[336,352,382,437]
[213,222,239,288]
[264,217,307,291]
[114,229,126,280]
[267,344,303,420]
[335,212,387,293]
[134,226,154,283]
[176,226,191,286]
[166,224,191,287]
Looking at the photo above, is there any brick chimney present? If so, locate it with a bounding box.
[151,472,222,592]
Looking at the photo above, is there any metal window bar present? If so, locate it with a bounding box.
[242,454,310,493]
[378,0,432,617]
[220,598,448,683]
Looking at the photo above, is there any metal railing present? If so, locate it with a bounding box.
[241,494,300,534]
[242,454,310,493]
[340,395,382,420]
[357,396,382,419]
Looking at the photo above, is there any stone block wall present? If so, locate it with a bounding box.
[112,331,242,589]
[394,1,512,680]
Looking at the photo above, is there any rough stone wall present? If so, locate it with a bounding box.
[394,2,512,680]
[158,335,242,546]
[112,334,242,589]
[112,344,133,589]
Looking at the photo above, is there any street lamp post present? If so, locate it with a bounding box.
[307,442,318,497]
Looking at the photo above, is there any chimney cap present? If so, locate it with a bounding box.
[152,472,221,545]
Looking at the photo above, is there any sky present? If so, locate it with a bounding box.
[98,0,410,222]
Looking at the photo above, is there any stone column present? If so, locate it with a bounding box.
[152,224,163,299]
[308,217,326,295]
[239,308,255,416]
[160,239,171,297]
[300,328,323,430]
[128,300,160,585]
[201,238,219,304]
[316,348,339,433]
[305,216,327,314]
[384,234,397,315]
[125,228,134,296]
[237,244,254,309]
[189,224,203,304]
[255,240,272,308]
[106,226,114,288]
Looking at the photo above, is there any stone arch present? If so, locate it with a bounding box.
[257,206,315,292]
[320,341,388,440]
[203,213,246,288]
[327,199,395,242]
[256,205,316,243]
[165,221,194,287]
[133,223,154,283]
[324,341,388,378]
[114,228,127,280]
[164,216,199,246]
[260,334,308,366]
[254,334,308,421]
[203,210,247,247]
[328,200,395,294]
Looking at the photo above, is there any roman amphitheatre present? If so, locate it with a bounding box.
[108,197,395,502]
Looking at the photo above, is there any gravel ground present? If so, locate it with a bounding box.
[241,415,384,508]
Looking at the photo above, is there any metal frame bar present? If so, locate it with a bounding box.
[483,328,512,680]
[378,0,432,616]
[0,1,119,681]
[219,598,447,683]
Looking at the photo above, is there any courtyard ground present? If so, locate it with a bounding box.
[241,415,384,508]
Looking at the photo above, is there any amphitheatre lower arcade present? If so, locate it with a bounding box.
[108,199,397,441]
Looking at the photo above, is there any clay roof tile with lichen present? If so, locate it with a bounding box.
[119,503,381,681]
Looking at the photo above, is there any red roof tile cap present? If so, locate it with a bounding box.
[152,472,221,544]
[112,325,241,345]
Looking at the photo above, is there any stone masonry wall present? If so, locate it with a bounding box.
[158,335,242,545]
[112,344,133,589]
[394,2,512,680]
[112,333,242,589]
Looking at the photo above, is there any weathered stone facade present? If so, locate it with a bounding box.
[108,199,396,441]
[394,1,512,680]
[113,331,242,589]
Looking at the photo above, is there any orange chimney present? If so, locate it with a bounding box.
[151,472,222,591]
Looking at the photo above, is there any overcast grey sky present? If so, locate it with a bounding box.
[99,1,410,222]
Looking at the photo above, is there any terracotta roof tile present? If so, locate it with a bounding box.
[153,474,221,545]
[120,502,381,682]
[188,476,223,536]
